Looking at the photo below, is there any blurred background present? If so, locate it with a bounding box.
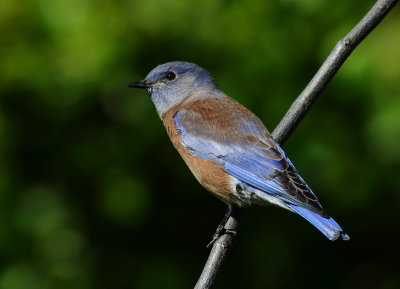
[1,0,400,288]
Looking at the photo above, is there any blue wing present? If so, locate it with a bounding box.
[174,107,324,213]
[173,101,349,240]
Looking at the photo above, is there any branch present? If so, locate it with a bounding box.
[194,1,399,288]
[272,0,399,145]
[194,215,240,289]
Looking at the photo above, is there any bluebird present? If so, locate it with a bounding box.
[129,61,349,243]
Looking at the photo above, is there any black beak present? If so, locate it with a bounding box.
[128,81,150,89]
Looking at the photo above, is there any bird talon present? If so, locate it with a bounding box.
[224,229,237,236]
[206,228,237,249]
[206,235,219,249]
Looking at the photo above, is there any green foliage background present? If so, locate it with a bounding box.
[1,0,400,288]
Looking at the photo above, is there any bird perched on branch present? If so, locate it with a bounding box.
[129,61,349,243]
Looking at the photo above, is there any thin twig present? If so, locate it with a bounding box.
[194,216,240,289]
[194,0,399,288]
[272,0,399,145]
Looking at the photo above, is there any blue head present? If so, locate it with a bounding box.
[129,61,221,116]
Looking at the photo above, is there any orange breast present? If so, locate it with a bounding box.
[162,106,233,204]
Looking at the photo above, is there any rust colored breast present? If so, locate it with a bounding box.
[162,105,233,204]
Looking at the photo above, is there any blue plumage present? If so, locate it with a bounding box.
[129,61,349,241]
[287,205,350,240]
[172,92,349,241]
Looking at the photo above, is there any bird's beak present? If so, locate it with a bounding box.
[128,80,150,89]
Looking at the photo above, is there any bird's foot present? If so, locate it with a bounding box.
[206,228,237,249]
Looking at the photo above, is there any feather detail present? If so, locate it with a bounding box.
[287,205,350,240]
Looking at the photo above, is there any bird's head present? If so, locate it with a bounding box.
[129,61,220,116]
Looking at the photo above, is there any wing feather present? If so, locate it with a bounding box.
[173,99,325,215]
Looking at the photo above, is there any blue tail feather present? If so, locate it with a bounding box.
[287,205,350,241]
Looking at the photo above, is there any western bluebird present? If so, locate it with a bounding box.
[129,61,349,242]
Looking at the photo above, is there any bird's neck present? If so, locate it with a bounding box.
[153,87,226,118]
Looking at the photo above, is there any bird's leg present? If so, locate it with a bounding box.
[206,206,241,248]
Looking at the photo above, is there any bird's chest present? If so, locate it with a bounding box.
[162,111,234,204]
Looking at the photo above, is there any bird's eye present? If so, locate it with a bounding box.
[165,71,176,81]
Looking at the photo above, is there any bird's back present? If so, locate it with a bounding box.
[162,94,324,213]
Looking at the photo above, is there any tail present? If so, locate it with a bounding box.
[287,205,350,241]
